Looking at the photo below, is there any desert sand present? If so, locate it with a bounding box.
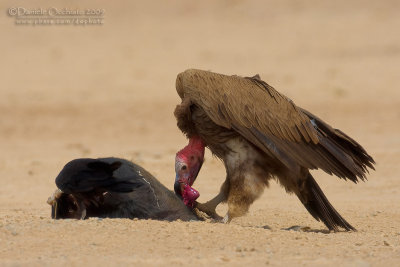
[0,0,399,266]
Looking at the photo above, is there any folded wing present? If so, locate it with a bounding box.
[178,69,375,182]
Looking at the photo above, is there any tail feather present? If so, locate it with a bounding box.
[299,173,356,231]
[300,108,375,182]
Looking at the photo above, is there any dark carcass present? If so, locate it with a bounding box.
[47,157,199,221]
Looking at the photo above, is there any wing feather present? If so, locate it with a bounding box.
[178,69,319,144]
[55,158,145,194]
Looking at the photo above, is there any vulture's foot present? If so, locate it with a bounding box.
[196,202,223,221]
[195,192,226,220]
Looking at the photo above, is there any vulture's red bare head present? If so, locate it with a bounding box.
[174,136,205,208]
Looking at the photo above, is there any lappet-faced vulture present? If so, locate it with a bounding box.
[174,69,375,231]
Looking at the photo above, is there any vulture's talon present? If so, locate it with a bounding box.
[195,202,222,220]
[209,212,223,221]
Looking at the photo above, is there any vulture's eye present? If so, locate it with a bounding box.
[181,165,187,171]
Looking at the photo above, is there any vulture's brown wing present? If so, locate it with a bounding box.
[177,69,319,144]
[176,69,374,182]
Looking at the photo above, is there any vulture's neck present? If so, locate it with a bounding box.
[187,136,205,157]
[177,136,205,160]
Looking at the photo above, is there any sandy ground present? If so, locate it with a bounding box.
[1,0,400,266]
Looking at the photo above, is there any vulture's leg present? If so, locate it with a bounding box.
[195,179,229,220]
[222,139,268,223]
[223,170,266,223]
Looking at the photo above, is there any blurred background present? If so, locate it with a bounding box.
[0,0,399,264]
[1,0,399,212]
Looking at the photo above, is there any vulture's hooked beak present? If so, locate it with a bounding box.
[174,173,200,208]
